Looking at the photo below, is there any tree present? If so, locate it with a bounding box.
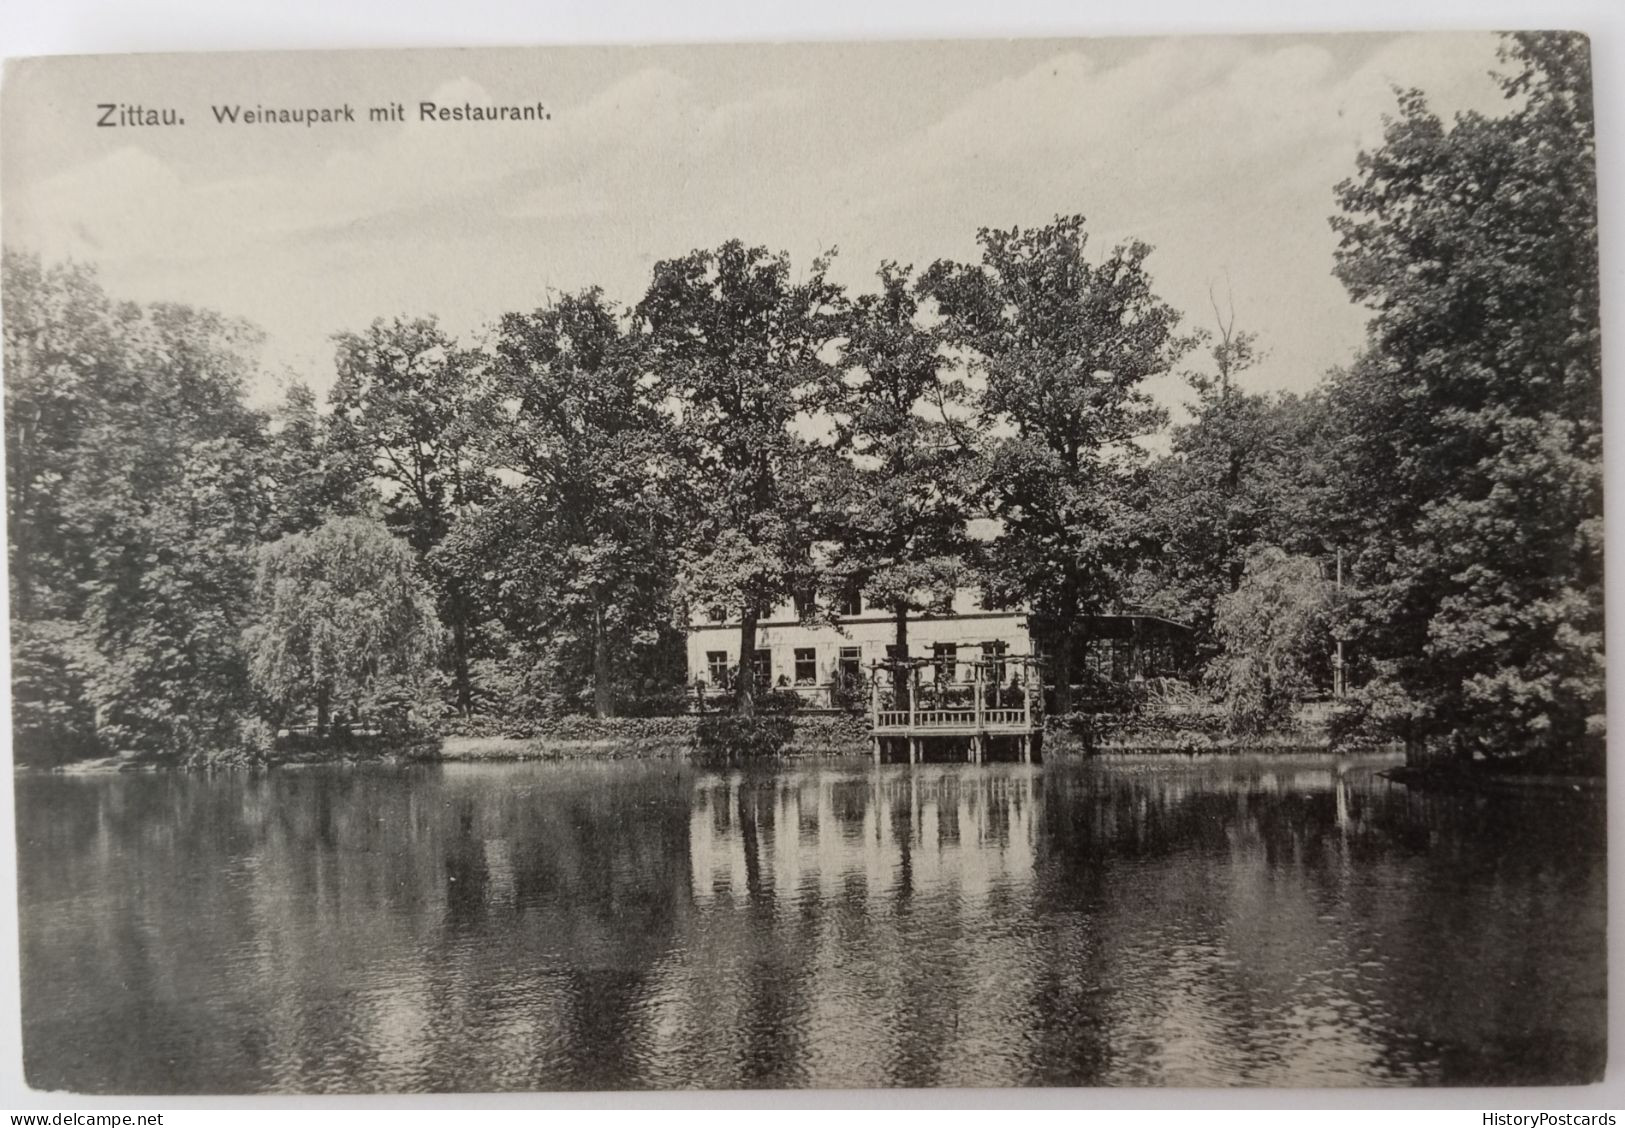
[1207,547,1333,734]
[328,317,493,716]
[1147,308,1335,650]
[1325,32,1601,764]
[921,216,1189,713]
[245,517,441,734]
[828,262,971,701]
[454,288,679,718]
[264,380,372,538]
[636,241,846,716]
[3,252,273,759]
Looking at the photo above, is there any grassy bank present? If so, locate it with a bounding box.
[440,711,872,763]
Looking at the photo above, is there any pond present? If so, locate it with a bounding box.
[13,755,1606,1092]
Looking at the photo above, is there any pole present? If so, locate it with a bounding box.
[1335,547,1345,699]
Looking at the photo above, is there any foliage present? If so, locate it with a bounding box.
[1142,313,1335,648]
[451,288,681,718]
[636,240,846,715]
[8,619,100,765]
[328,317,494,714]
[1207,547,1333,734]
[826,261,971,683]
[921,215,1189,710]
[264,381,373,537]
[4,252,272,759]
[1324,32,1602,762]
[244,517,441,732]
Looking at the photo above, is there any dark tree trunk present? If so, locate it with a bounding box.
[1050,624,1075,717]
[736,610,758,717]
[892,604,910,708]
[592,604,615,719]
[452,611,472,717]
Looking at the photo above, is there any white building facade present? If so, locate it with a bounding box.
[686,589,1033,705]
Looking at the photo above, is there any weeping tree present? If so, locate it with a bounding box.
[327,317,494,716]
[1207,546,1334,734]
[245,516,442,735]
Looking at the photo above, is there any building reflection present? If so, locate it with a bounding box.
[687,765,1041,910]
[14,756,1606,1093]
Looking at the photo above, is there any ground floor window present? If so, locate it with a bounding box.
[837,646,862,681]
[706,650,729,687]
[794,647,817,685]
[753,648,772,687]
[981,640,1008,683]
[933,642,957,682]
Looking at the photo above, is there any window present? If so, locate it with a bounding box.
[753,649,773,687]
[793,587,817,618]
[794,648,817,685]
[838,646,862,681]
[838,590,864,617]
[933,642,957,682]
[706,606,726,624]
[982,640,1008,683]
[706,651,729,687]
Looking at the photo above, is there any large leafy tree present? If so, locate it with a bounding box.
[1325,32,1602,763]
[828,262,971,698]
[3,252,271,758]
[921,216,1189,713]
[245,516,441,733]
[452,288,679,718]
[328,317,494,716]
[1147,316,1335,650]
[636,241,845,716]
[264,380,373,538]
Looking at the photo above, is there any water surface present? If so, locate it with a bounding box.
[14,756,1606,1092]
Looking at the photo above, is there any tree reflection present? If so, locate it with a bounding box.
[14,757,1606,1092]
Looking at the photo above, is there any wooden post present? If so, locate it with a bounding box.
[908,664,917,733]
[974,668,984,733]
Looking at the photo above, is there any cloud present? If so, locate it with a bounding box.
[3,34,1510,407]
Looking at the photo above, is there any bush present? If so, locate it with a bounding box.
[694,713,795,764]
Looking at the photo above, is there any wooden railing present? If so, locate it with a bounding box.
[913,709,977,728]
[870,706,1036,731]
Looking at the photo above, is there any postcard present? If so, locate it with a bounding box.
[1,32,1604,1093]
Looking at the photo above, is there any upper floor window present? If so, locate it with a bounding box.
[838,591,864,617]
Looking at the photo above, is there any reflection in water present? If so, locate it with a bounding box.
[15,758,1605,1092]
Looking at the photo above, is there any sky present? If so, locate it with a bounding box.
[1,33,1516,411]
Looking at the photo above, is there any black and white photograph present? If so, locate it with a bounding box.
[0,26,1607,1096]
